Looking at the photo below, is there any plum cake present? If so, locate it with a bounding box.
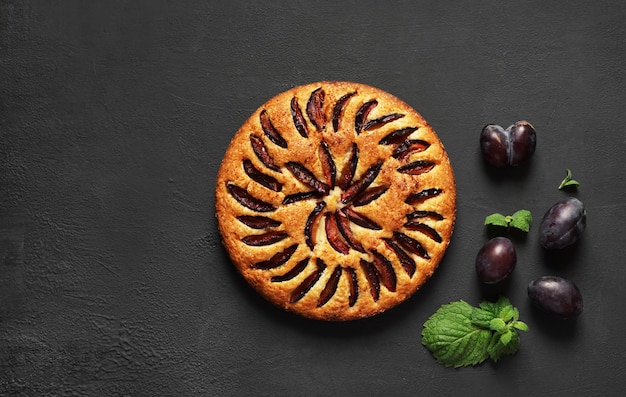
[215,81,456,321]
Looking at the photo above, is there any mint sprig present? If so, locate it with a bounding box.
[558,168,580,190]
[422,296,528,367]
[484,209,532,233]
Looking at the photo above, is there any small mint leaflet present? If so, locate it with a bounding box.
[479,296,510,317]
[500,330,513,346]
[499,305,515,322]
[513,321,529,332]
[559,168,580,190]
[490,318,507,332]
[510,210,532,232]
[484,210,532,233]
[484,213,508,227]
[487,331,520,362]
[494,296,512,315]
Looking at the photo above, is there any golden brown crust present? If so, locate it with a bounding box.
[215,81,456,321]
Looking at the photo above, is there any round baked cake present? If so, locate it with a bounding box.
[215,81,456,321]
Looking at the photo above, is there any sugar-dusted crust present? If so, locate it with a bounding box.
[215,81,456,321]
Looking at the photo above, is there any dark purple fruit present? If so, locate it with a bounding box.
[306,88,326,131]
[475,237,517,284]
[528,276,583,319]
[539,197,586,250]
[480,121,536,167]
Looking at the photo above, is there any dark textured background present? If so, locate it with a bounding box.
[2,1,626,395]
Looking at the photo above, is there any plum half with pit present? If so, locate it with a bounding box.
[480,121,537,167]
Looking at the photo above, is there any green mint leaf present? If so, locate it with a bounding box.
[478,299,497,313]
[423,297,528,367]
[509,210,532,233]
[480,296,511,318]
[500,330,513,346]
[489,318,507,332]
[513,321,529,332]
[494,296,512,316]
[562,180,580,188]
[422,301,491,367]
[487,331,520,362]
[470,307,494,329]
[499,305,515,322]
[484,213,508,227]
[485,210,532,233]
[486,333,502,360]
[559,168,580,190]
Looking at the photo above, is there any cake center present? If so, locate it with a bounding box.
[324,186,344,213]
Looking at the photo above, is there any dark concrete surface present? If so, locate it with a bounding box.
[2,1,626,395]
